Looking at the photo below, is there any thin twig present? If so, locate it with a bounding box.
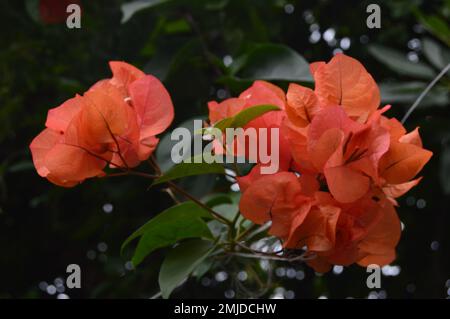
[226,251,308,262]
[101,172,129,178]
[234,242,284,257]
[401,63,450,124]
[126,171,158,179]
[164,187,181,204]
[149,291,162,299]
[146,157,231,225]
[167,181,232,225]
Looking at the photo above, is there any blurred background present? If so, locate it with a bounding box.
[0,0,449,299]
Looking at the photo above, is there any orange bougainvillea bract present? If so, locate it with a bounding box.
[30,61,174,187]
[238,53,432,272]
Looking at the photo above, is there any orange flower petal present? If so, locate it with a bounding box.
[309,61,325,76]
[381,117,406,141]
[30,128,63,177]
[285,83,320,127]
[357,250,396,267]
[399,127,423,147]
[239,80,286,110]
[380,142,433,184]
[128,75,174,140]
[306,256,333,273]
[309,127,345,171]
[308,106,360,145]
[239,172,309,238]
[325,166,370,203]
[286,204,340,252]
[357,202,401,266]
[109,61,145,92]
[79,88,130,145]
[44,143,107,187]
[208,98,246,124]
[382,177,422,198]
[45,95,82,133]
[313,53,380,121]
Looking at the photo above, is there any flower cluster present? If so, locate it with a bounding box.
[209,54,432,272]
[30,61,174,187]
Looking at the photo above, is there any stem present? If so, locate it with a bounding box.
[236,223,260,241]
[226,251,307,262]
[127,171,159,179]
[148,156,162,175]
[401,63,450,124]
[101,172,129,178]
[146,156,231,225]
[167,181,232,225]
[164,187,181,204]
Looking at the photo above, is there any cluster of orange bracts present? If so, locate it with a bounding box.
[208,54,433,272]
[30,54,432,273]
[30,62,174,187]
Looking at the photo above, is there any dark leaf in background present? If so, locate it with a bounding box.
[159,239,214,298]
[368,44,436,79]
[233,43,313,82]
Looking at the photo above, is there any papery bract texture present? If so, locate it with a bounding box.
[235,53,432,272]
[30,61,174,187]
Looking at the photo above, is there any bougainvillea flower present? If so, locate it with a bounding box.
[303,105,390,203]
[239,172,317,240]
[239,172,341,251]
[237,54,432,272]
[240,171,402,272]
[310,53,380,122]
[306,196,401,272]
[208,81,292,189]
[285,53,380,126]
[378,119,432,202]
[30,61,174,186]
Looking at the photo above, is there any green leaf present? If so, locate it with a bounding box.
[415,11,450,46]
[192,258,214,279]
[214,104,280,131]
[422,38,450,70]
[212,203,239,221]
[153,159,225,185]
[121,0,169,24]
[368,44,436,79]
[203,193,234,207]
[159,239,214,298]
[234,43,313,82]
[121,202,213,266]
